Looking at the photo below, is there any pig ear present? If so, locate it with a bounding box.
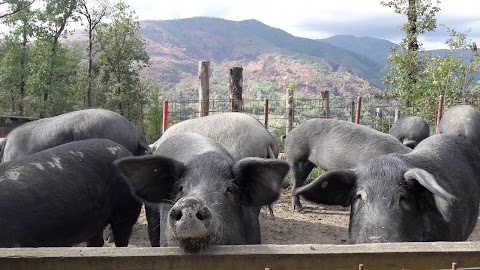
[404,168,456,221]
[293,170,357,207]
[233,157,290,206]
[114,155,185,204]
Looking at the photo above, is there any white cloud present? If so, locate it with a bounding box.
[3,0,478,50]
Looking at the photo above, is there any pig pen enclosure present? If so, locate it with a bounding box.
[3,94,480,269]
[120,94,480,268]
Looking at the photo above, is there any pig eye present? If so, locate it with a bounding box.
[178,185,184,192]
[225,186,236,200]
[398,195,413,210]
[354,190,366,201]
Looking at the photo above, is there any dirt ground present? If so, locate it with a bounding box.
[122,186,480,247]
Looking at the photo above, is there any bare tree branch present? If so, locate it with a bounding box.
[0,0,36,19]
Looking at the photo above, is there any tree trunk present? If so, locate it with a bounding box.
[407,0,419,53]
[19,22,28,116]
[86,27,93,108]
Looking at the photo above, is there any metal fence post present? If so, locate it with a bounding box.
[163,100,169,133]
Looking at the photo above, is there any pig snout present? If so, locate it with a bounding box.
[168,197,214,240]
[354,225,402,244]
[366,236,387,243]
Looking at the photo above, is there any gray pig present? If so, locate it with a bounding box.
[389,116,430,148]
[146,112,280,246]
[114,132,289,251]
[437,104,480,151]
[1,108,149,162]
[150,112,278,160]
[285,118,411,210]
[0,139,141,247]
[293,134,480,243]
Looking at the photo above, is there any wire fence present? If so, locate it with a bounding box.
[166,94,480,133]
[166,96,404,140]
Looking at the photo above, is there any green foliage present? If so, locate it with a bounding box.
[94,0,149,126]
[0,34,31,113]
[381,0,480,125]
[27,41,84,116]
[141,75,163,143]
[0,0,84,117]
[246,80,281,100]
[381,0,441,101]
[305,167,325,184]
[0,0,156,137]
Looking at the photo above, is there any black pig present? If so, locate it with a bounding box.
[294,134,480,243]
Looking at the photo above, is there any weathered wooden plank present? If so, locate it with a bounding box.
[0,242,479,270]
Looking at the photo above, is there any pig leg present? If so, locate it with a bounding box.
[86,230,104,247]
[145,204,161,247]
[243,206,261,244]
[291,160,315,211]
[110,221,136,247]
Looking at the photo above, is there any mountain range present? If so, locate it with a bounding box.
[138,17,397,100]
[79,16,466,101]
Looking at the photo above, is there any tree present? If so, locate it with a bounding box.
[0,0,35,19]
[34,0,79,117]
[419,27,480,100]
[381,0,441,106]
[76,0,110,108]
[141,75,163,143]
[0,0,36,115]
[381,0,480,126]
[94,0,149,124]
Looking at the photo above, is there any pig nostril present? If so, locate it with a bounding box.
[170,211,183,221]
[196,208,211,221]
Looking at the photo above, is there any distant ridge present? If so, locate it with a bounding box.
[136,17,384,100]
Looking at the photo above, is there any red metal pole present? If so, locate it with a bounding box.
[163,101,169,133]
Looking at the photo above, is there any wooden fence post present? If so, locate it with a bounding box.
[321,90,330,119]
[355,96,362,124]
[436,95,445,134]
[286,84,294,134]
[264,99,269,128]
[376,107,383,131]
[350,100,355,122]
[198,61,210,117]
[229,67,243,112]
[395,108,401,122]
[163,100,169,133]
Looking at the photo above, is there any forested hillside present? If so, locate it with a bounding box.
[138,18,383,100]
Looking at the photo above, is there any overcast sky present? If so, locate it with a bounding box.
[120,0,480,50]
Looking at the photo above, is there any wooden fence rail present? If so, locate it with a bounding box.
[0,242,479,270]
